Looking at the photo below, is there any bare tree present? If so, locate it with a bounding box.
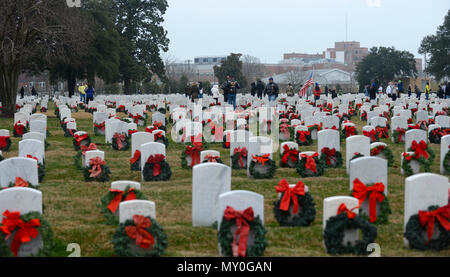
[286,69,307,91]
[241,55,264,86]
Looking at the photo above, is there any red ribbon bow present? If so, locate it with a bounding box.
[14,123,25,136]
[418,204,450,244]
[204,154,220,163]
[363,129,377,142]
[402,152,413,161]
[275,179,305,214]
[352,178,385,223]
[296,130,310,142]
[396,128,406,142]
[376,126,389,139]
[80,143,97,156]
[280,123,291,137]
[233,147,248,168]
[252,154,270,166]
[88,157,106,178]
[281,144,299,164]
[411,140,429,159]
[337,203,357,219]
[130,150,141,165]
[0,210,40,257]
[345,125,356,137]
[26,155,40,168]
[370,145,385,156]
[300,153,319,173]
[13,177,29,187]
[0,136,10,149]
[113,133,126,150]
[147,154,166,176]
[223,206,255,257]
[94,122,105,131]
[431,128,445,138]
[107,188,137,213]
[74,134,89,146]
[321,147,337,165]
[125,215,155,249]
[408,123,420,130]
[186,143,203,168]
[128,129,137,136]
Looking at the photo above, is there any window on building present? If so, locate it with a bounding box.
[213,58,217,63]
[203,58,208,63]
[40,82,45,88]
[194,58,199,63]
[29,82,34,88]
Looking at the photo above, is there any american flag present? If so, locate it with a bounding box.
[299,73,314,97]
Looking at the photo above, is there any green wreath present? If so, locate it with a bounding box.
[371,146,394,167]
[3,180,39,190]
[0,212,54,257]
[249,158,277,179]
[84,164,111,182]
[112,216,168,257]
[323,213,378,255]
[295,130,313,146]
[350,153,365,162]
[231,153,248,169]
[73,136,91,151]
[296,156,325,177]
[319,150,343,168]
[54,107,59,118]
[143,160,172,181]
[429,129,444,144]
[341,126,358,139]
[13,125,27,137]
[94,126,105,136]
[112,135,130,151]
[443,151,450,174]
[38,161,45,183]
[222,134,230,148]
[158,108,167,115]
[202,158,224,164]
[0,137,11,151]
[218,215,267,257]
[130,156,141,171]
[402,156,432,177]
[393,129,406,144]
[154,135,169,148]
[404,205,450,251]
[273,192,316,227]
[180,143,206,169]
[350,188,392,225]
[99,186,148,225]
[408,145,435,164]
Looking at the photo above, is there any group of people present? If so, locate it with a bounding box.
[77,83,95,104]
[18,86,37,99]
[364,80,450,101]
[184,81,204,103]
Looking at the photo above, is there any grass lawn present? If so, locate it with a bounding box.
[0,101,448,257]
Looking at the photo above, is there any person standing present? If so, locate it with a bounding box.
[437,85,444,99]
[265,77,279,102]
[31,86,37,96]
[198,81,203,99]
[85,84,95,104]
[220,75,232,103]
[227,79,240,109]
[211,84,220,105]
[408,85,412,97]
[190,82,200,103]
[398,80,404,95]
[425,82,431,100]
[20,86,25,99]
[324,85,329,97]
[78,83,87,103]
[330,86,338,99]
[286,83,294,97]
[386,82,392,98]
[369,83,377,100]
[256,79,265,99]
[391,83,398,101]
[446,81,450,99]
[250,82,256,97]
[415,84,421,100]
[313,82,321,104]
[364,85,369,97]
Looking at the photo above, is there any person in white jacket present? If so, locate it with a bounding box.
[211,84,220,105]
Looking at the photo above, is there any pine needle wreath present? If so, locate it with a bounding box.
[158,107,167,115]
[0,137,11,151]
[13,124,27,137]
[0,212,54,257]
[393,129,406,143]
[73,136,91,151]
[295,130,313,146]
[296,156,325,177]
[323,213,378,255]
[83,164,111,182]
[443,151,450,174]
[130,156,141,171]
[428,128,445,144]
[319,150,343,168]
[350,153,365,162]
[202,158,224,164]
[341,126,358,139]
[99,186,148,225]
[112,135,130,151]
[249,158,277,179]
[222,134,230,149]
[231,153,248,169]
[408,144,435,164]
[404,205,450,251]
[143,160,172,181]
[38,161,45,183]
[154,135,169,148]
[112,216,168,257]
[402,155,432,177]
[273,192,316,227]
[180,142,206,169]
[350,188,392,225]
[370,145,394,167]
[218,215,267,257]
[3,180,39,190]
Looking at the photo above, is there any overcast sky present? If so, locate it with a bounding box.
[162,0,449,64]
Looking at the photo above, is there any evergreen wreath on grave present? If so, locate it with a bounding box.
[181,141,205,169]
[370,145,394,167]
[222,133,231,149]
[130,150,141,171]
[2,177,39,191]
[363,129,379,143]
[279,122,292,140]
[147,122,167,132]
[112,133,130,151]
[350,178,392,224]
[93,122,106,136]
[73,133,91,151]
[249,154,277,179]
[375,126,390,139]
[402,153,432,177]
[64,128,77,137]
[99,186,147,225]
[295,129,313,146]
[54,107,59,118]
[13,122,27,137]
[153,132,169,148]
[307,124,321,133]
[73,143,97,170]
[0,210,54,257]
[231,147,248,169]
[112,215,168,257]
[130,114,147,126]
[296,153,325,177]
[40,107,47,113]
[84,157,111,182]
[218,206,267,257]
[443,149,450,174]
[361,111,367,121]
[429,128,447,144]
[393,128,406,143]
[0,135,11,151]
[201,154,223,164]
[404,204,450,251]
[408,140,435,163]
[116,105,126,113]
[323,204,377,255]
[158,107,166,114]
[273,179,316,227]
[280,145,299,168]
[350,152,365,162]
[319,147,343,168]
[143,154,172,181]
[341,125,357,138]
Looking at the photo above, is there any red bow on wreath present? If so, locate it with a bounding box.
[375,126,389,139]
[224,132,231,148]
[113,133,126,150]
[344,125,356,137]
[130,150,141,165]
[132,114,143,124]
[352,178,385,223]
[296,130,310,143]
[337,203,357,219]
[431,128,445,138]
[418,204,450,244]
[128,129,137,136]
[233,147,248,168]
[74,134,89,146]
[252,154,270,166]
[223,206,255,257]
[280,123,291,137]
[0,136,10,149]
[275,178,305,214]
[370,145,385,156]
[321,147,337,165]
[396,128,406,142]
[300,153,319,173]
[153,131,164,142]
[14,122,25,136]
[408,123,420,130]
[281,144,299,164]
[363,129,377,142]
[307,124,321,131]
[186,143,203,168]
[204,154,220,163]
[147,154,166,176]
[402,152,414,161]
[107,188,136,213]
[94,122,105,131]
[88,157,106,178]
[26,155,40,168]
[361,111,367,119]
[12,177,29,187]
[125,215,155,249]
[0,210,40,257]
[81,143,97,156]
[411,140,429,159]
